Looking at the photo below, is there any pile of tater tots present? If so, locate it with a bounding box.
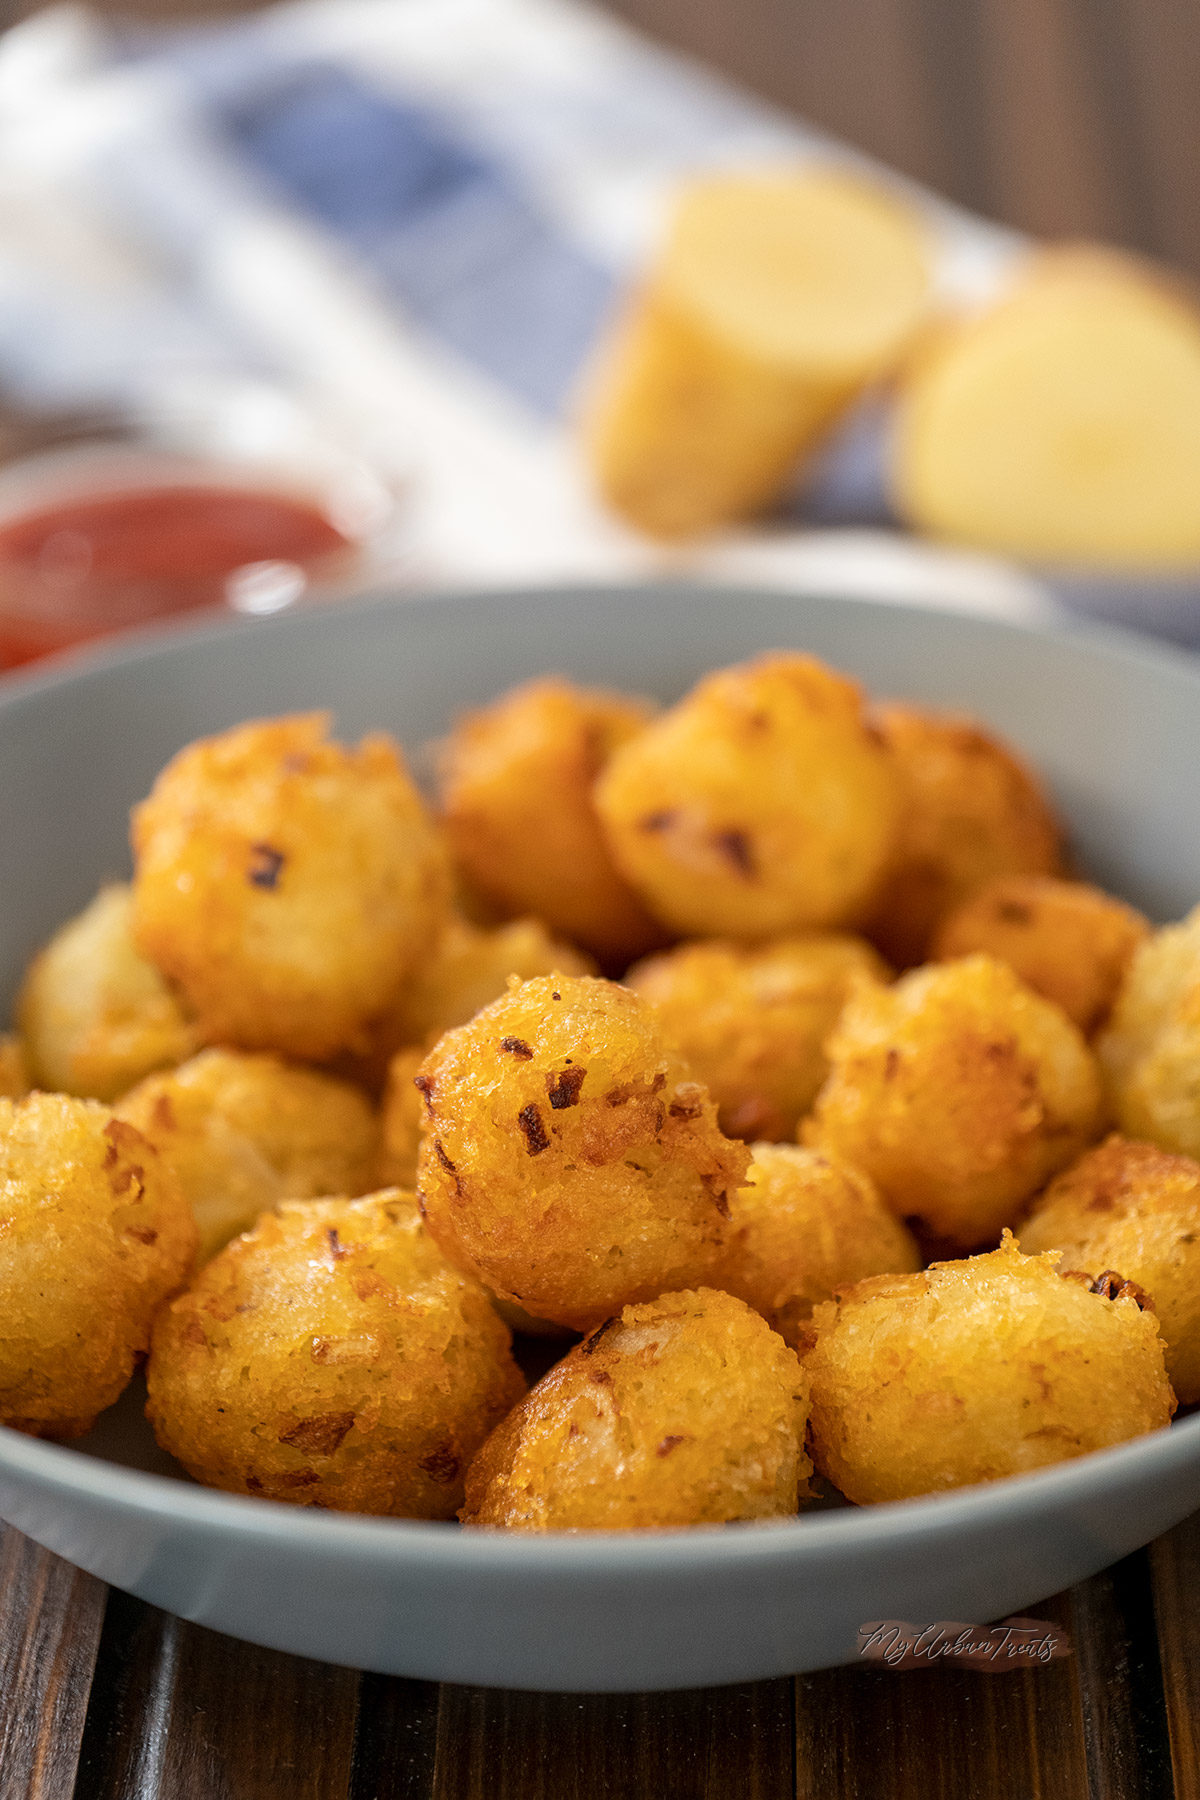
[3,650,1198,1531]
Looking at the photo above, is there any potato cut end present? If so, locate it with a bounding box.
[661,168,931,375]
[895,252,1200,568]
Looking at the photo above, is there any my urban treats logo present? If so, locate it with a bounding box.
[857,1616,1071,1671]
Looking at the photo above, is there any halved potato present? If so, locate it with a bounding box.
[582,167,931,537]
[894,248,1200,568]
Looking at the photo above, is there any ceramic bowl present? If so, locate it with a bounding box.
[1,583,1199,1693]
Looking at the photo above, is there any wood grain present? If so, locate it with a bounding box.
[73,1589,361,1800]
[429,1679,795,1800]
[0,1527,106,1800]
[1068,1552,1173,1800]
[795,1590,1089,1800]
[349,1674,440,1800]
[1150,1511,1200,1800]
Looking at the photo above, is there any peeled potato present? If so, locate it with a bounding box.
[894,248,1200,568]
[582,167,931,537]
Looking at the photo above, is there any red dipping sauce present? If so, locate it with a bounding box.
[0,474,356,669]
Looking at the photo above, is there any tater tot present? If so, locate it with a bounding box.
[461,1288,810,1530]
[0,1035,29,1099]
[806,955,1103,1248]
[437,678,666,969]
[933,875,1149,1035]
[627,933,889,1140]
[595,654,900,939]
[716,1143,921,1348]
[131,713,449,1063]
[415,974,747,1331]
[0,1093,196,1438]
[146,1190,524,1516]
[804,1233,1174,1505]
[1021,1135,1200,1404]
[865,705,1064,966]
[117,1048,379,1263]
[390,914,596,1047]
[1098,907,1200,1158]
[377,1045,427,1191]
[19,884,196,1101]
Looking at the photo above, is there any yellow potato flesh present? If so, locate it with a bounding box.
[895,252,1200,568]
[583,168,931,537]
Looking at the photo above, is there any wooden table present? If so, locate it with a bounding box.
[2,1508,1199,1798]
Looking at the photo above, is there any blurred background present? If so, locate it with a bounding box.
[610,0,1200,277]
[4,0,1191,272]
[0,0,1195,663]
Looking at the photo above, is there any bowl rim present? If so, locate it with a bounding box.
[3,577,1200,1572]
[3,570,1200,714]
[3,1411,1199,1570]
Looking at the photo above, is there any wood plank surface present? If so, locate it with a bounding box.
[0,1527,107,1800]
[1150,1511,1200,1800]
[73,1588,361,1800]
[4,1518,1200,1799]
[428,1678,796,1800]
[796,1590,1089,1800]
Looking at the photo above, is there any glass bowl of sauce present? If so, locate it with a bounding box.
[0,403,408,669]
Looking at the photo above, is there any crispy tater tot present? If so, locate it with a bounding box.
[461,1288,810,1530]
[0,1093,196,1438]
[865,704,1064,966]
[1098,906,1200,1158]
[390,915,596,1047]
[933,875,1149,1035]
[131,713,449,1063]
[627,933,889,1140]
[377,1044,427,1190]
[376,920,596,1185]
[805,955,1103,1249]
[415,974,747,1331]
[146,1190,524,1516]
[716,1143,921,1348]
[18,884,196,1101]
[117,1048,379,1263]
[804,1233,1173,1505]
[0,1035,29,1099]
[437,678,666,969]
[1021,1135,1200,1404]
[595,654,900,939]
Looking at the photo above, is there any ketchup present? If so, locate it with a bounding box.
[0,483,352,668]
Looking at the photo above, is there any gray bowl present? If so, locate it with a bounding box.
[1,582,1200,1694]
